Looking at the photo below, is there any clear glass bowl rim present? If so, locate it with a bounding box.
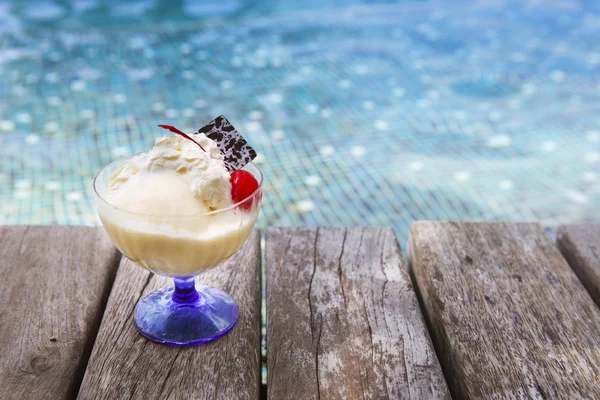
[93,153,264,219]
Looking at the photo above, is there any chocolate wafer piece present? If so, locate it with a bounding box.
[196,115,257,172]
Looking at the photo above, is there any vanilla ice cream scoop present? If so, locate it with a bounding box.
[107,132,233,215]
[95,128,262,277]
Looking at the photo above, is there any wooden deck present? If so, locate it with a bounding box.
[1,223,599,399]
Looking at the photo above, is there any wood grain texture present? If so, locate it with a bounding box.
[78,230,261,400]
[266,227,449,399]
[557,223,600,307]
[408,221,600,399]
[0,226,120,400]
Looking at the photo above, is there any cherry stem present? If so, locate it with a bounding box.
[158,124,206,152]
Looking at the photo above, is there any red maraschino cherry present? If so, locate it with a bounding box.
[230,170,259,211]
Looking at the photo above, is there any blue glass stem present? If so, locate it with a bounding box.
[172,277,200,304]
[133,277,239,346]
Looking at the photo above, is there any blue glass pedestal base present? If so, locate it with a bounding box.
[133,277,238,346]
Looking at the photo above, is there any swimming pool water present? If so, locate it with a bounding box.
[1,0,599,247]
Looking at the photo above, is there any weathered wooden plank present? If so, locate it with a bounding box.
[266,227,449,399]
[0,226,120,400]
[557,223,600,307]
[408,221,600,399]
[78,230,261,400]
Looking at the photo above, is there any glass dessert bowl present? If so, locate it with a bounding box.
[94,155,263,346]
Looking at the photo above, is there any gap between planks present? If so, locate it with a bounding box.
[557,223,600,308]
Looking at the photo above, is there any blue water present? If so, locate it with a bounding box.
[0,0,599,246]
